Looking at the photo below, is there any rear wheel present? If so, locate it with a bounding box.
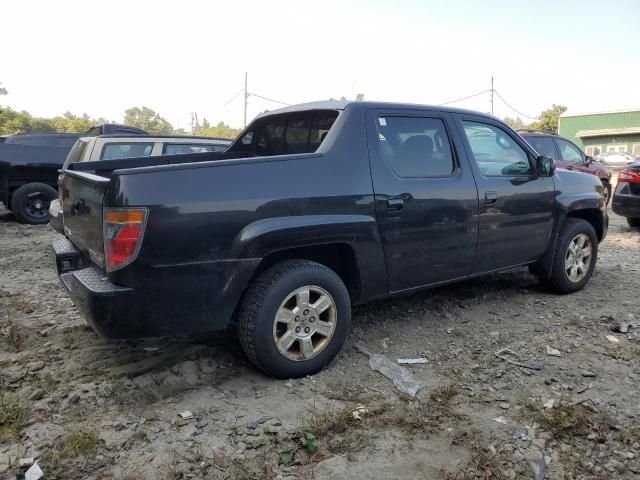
[541,218,598,294]
[238,260,351,378]
[10,183,57,224]
[628,218,640,228]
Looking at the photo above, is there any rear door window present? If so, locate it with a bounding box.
[376,116,455,177]
[101,142,154,160]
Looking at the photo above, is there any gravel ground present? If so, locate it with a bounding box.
[1,203,639,479]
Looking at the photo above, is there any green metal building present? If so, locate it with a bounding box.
[558,109,640,157]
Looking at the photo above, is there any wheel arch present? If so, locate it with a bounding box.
[229,214,389,306]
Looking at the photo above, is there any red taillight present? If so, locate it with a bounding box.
[618,169,640,183]
[104,208,148,271]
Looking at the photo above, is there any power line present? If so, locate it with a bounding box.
[248,92,291,106]
[493,90,538,120]
[437,89,491,106]
[210,88,245,114]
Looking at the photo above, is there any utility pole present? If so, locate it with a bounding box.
[244,72,248,128]
[490,76,494,116]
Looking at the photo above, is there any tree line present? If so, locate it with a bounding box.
[503,104,567,134]
[0,86,242,139]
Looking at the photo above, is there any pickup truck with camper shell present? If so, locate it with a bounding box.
[48,132,232,233]
[51,101,608,378]
[0,124,147,224]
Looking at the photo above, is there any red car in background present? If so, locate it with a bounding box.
[520,130,613,204]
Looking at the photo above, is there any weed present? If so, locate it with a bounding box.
[0,392,29,441]
[59,429,103,458]
[527,400,601,439]
[1,298,23,352]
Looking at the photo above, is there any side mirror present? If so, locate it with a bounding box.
[585,155,593,165]
[536,155,555,177]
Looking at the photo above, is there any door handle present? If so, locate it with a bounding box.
[484,191,498,205]
[387,198,404,211]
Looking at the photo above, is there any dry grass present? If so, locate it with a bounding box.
[305,384,464,457]
[0,299,24,351]
[527,400,602,439]
[452,432,513,480]
[0,392,29,441]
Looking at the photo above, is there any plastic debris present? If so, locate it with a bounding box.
[369,353,422,398]
[144,346,159,352]
[493,416,508,424]
[543,399,555,409]
[525,451,546,480]
[25,462,44,480]
[19,458,34,468]
[352,404,369,420]
[610,323,633,334]
[605,335,620,344]
[545,346,562,357]
[179,410,194,420]
[495,348,543,370]
[397,358,428,365]
[246,416,272,429]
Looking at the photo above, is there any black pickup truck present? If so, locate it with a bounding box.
[51,101,608,378]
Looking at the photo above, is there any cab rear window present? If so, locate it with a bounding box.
[231,111,338,157]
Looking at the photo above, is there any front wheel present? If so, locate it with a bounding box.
[237,260,351,378]
[542,218,598,294]
[628,218,640,228]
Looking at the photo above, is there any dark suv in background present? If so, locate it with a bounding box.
[520,130,613,204]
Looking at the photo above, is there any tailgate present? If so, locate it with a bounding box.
[61,170,109,268]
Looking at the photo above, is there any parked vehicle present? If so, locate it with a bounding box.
[596,151,636,169]
[49,133,232,233]
[51,101,608,378]
[612,161,640,228]
[0,133,82,223]
[519,130,613,204]
[0,125,147,224]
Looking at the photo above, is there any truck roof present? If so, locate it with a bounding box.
[256,100,495,119]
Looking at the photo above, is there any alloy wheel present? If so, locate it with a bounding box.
[272,285,337,361]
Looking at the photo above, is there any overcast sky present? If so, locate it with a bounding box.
[2,0,638,129]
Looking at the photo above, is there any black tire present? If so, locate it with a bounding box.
[602,181,612,206]
[238,260,351,378]
[542,218,598,294]
[628,218,640,228]
[10,183,57,224]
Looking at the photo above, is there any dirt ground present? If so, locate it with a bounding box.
[1,202,639,480]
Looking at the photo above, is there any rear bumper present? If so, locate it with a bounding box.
[51,235,259,339]
[612,183,640,219]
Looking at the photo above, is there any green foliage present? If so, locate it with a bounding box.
[528,104,567,133]
[279,451,293,465]
[298,426,319,454]
[0,106,108,135]
[249,436,266,449]
[503,116,525,130]
[194,119,242,139]
[123,106,174,135]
